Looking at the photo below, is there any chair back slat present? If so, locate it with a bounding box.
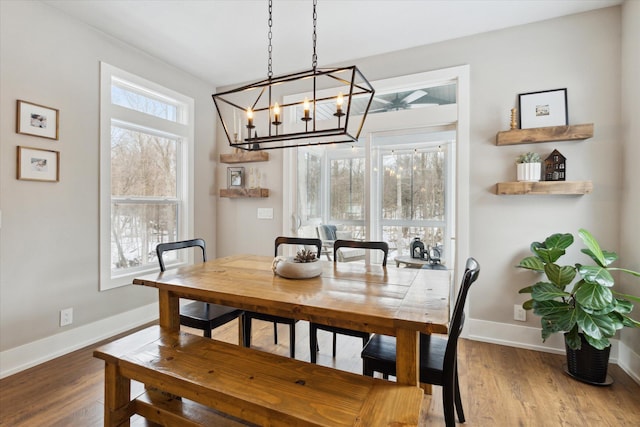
[274,237,322,259]
[443,257,480,371]
[156,238,206,272]
[333,240,389,266]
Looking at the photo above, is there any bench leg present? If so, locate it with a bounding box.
[103,361,133,427]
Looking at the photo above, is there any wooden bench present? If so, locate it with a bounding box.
[94,325,424,426]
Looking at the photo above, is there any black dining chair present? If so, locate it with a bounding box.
[360,257,480,427]
[243,237,322,358]
[156,239,244,340]
[309,240,389,364]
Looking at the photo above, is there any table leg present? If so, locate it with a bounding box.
[103,361,131,427]
[395,328,420,387]
[158,289,180,331]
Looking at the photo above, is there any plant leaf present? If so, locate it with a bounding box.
[532,300,572,316]
[613,298,633,314]
[522,299,534,310]
[535,301,576,333]
[531,282,571,301]
[545,233,574,251]
[578,229,609,267]
[533,247,566,264]
[574,280,613,310]
[519,285,533,294]
[518,256,544,271]
[544,263,576,287]
[612,291,640,304]
[575,306,617,340]
[578,264,614,287]
[620,314,640,328]
[581,248,619,267]
[583,334,611,350]
[564,325,581,350]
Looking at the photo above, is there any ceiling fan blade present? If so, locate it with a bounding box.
[373,97,391,104]
[402,90,428,104]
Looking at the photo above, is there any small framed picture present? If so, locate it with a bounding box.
[518,88,568,129]
[16,100,59,140]
[227,167,244,188]
[17,146,60,182]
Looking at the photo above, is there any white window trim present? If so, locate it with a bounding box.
[99,62,194,291]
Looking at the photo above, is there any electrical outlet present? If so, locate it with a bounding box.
[514,304,526,322]
[60,308,73,326]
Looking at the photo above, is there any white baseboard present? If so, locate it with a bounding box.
[465,318,639,384]
[0,303,158,379]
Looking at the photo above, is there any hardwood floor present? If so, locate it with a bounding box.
[1,319,639,426]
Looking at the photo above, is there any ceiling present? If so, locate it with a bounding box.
[43,0,621,88]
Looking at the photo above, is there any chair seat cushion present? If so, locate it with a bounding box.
[180,301,240,323]
[361,333,446,385]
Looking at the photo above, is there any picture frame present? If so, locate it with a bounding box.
[227,166,244,188]
[17,146,60,182]
[518,88,568,129]
[16,100,59,140]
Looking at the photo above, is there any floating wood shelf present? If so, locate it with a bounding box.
[220,188,269,198]
[496,124,594,146]
[220,151,269,163]
[495,181,593,195]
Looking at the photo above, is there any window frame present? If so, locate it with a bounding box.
[99,62,194,291]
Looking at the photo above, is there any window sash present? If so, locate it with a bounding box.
[100,62,193,290]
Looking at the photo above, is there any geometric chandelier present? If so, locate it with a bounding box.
[212,0,375,151]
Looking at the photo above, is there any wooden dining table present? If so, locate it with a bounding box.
[133,254,451,388]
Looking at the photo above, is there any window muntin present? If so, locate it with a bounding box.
[100,62,193,290]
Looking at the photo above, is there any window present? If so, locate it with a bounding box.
[100,63,194,290]
[374,133,453,259]
[288,67,468,268]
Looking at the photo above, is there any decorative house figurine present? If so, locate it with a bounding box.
[544,149,566,181]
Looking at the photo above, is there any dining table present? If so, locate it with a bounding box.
[132,254,451,388]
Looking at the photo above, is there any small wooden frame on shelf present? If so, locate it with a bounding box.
[220,151,269,164]
[220,188,269,198]
[495,180,593,195]
[496,124,594,146]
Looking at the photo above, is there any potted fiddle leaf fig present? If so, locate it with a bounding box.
[517,229,640,384]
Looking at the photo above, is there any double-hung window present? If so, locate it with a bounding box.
[99,63,194,290]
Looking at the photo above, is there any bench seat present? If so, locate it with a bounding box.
[94,325,423,427]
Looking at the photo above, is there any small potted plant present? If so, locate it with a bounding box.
[517,229,640,384]
[516,152,542,182]
[272,248,322,279]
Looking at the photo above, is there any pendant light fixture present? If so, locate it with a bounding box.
[212,0,375,151]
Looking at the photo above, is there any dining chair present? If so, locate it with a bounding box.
[243,237,322,358]
[309,240,389,364]
[156,239,244,340]
[360,257,480,427]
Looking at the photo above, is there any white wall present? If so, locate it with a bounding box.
[215,5,638,375]
[0,1,217,375]
[620,0,640,357]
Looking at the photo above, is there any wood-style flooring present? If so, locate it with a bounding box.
[1,319,639,426]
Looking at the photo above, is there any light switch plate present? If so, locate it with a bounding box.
[257,208,273,219]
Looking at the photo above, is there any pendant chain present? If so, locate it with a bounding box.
[267,0,273,79]
[312,0,318,69]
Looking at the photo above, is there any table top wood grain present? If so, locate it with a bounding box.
[133,254,450,337]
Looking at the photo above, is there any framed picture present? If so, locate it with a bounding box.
[16,100,59,140]
[17,146,60,182]
[227,166,244,188]
[518,88,568,129]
